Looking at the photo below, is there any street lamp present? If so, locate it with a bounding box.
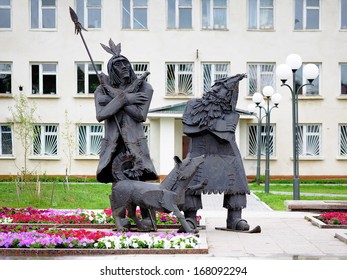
[276,54,319,200]
[249,86,281,193]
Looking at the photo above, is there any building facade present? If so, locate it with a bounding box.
[0,0,347,179]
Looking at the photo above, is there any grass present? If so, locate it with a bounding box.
[0,182,111,209]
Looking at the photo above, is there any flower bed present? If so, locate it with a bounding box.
[317,212,347,225]
[0,225,200,250]
[0,206,201,226]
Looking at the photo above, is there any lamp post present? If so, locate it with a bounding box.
[249,86,281,193]
[276,54,319,200]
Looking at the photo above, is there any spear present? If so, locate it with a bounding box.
[69,7,142,179]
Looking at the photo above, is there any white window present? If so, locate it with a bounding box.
[76,63,102,94]
[248,0,274,30]
[247,63,275,95]
[295,63,320,96]
[33,124,58,156]
[78,124,103,156]
[76,0,102,29]
[297,124,321,156]
[201,0,227,30]
[122,0,148,29]
[0,0,11,28]
[248,124,275,157]
[340,63,347,95]
[166,63,193,96]
[0,125,13,156]
[294,0,320,30]
[0,63,11,94]
[30,0,56,29]
[131,62,149,79]
[167,0,192,29]
[202,63,230,93]
[341,0,347,29]
[31,63,57,95]
[339,124,347,157]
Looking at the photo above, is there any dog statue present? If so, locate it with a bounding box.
[110,155,206,233]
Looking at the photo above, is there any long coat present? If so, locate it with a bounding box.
[94,81,157,183]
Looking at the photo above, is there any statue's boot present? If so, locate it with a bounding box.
[178,210,198,233]
[226,209,250,231]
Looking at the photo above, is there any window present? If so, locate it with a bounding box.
[297,124,321,156]
[0,0,11,28]
[202,63,230,93]
[166,63,193,96]
[341,0,347,29]
[340,64,347,95]
[0,63,11,94]
[77,63,101,94]
[338,124,347,157]
[167,0,192,29]
[31,0,56,29]
[78,124,103,156]
[294,0,320,30]
[248,124,275,157]
[76,0,101,29]
[33,124,58,156]
[201,0,227,30]
[295,63,320,96]
[122,0,148,29]
[248,0,274,30]
[247,63,275,95]
[31,63,57,95]
[0,125,13,156]
[131,62,149,79]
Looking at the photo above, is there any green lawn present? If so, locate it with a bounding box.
[0,182,111,209]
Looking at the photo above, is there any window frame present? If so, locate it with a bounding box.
[247,62,275,96]
[0,124,13,157]
[295,63,321,96]
[77,124,104,157]
[31,63,58,95]
[0,0,11,29]
[201,62,230,93]
[294,0,320,30]
[76,62,102,95]
[340,63,347,95]
[122,0,148,30]
[297,124,321,157]
[30,0,57,30]
[341,0,347,29]
[76,0,102,29]
[0,62,12,94]
[167,0,192,29]
[165,62,194,96]
[248,0,274,30]
[32,124,59,157]
[338,124,347,157]
[247,123,276,158]
[201,0,228,30]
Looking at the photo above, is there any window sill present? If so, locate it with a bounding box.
[164,95,195,99]
[244,156,277,161]
[29,28,57,32]
[336,156,347,160]
[74,94,95,99]
[201,27,229,31]
[247,28,275,32]
[0,156,15,159]
[298,95,324,100]
[293,29,321,32]
[291,156,324,161]
[74,156,99,160]
[29,156,60,160]
[337,95,347,100]
[28,94,60,99]
[0,93,13,98]
[166,28,193,31]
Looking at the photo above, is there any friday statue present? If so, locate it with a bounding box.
[181,74,254,232]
